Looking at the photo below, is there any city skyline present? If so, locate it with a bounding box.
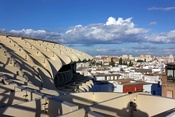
[0,0,175,56]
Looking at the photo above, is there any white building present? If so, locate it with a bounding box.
[168,54,174,63]
[144,74,160,83]
[129,72,143,80]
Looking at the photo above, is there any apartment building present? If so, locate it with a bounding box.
[162,63,175,98]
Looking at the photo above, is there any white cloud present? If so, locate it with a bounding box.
[148,6,175,11]
[0,28,6,33]
[10,29,46,36]
[5,17,175,45]
[106,17,134,28]
[132,44,158,50]
[145,30,175,43]
[9,29,60,42]
[96,48,108,52]
[149,22,157,25]
[60,17,148,44]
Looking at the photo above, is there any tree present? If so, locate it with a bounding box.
[128,60,133,66]
[89,60,96,66]
[119,58,123,65]
[123,61,127,65]
[110,58,115,67]
[144,59,146,62]
[100,61,103,66]
[137,60,144,62]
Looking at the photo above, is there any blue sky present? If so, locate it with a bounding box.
[0,0,175,56]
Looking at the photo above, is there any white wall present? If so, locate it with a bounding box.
[96,76,105,81]
[143,84,152,93]
[110,81,123,92]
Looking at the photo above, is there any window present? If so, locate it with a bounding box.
[167,70,173,78]
[166,64,175,82]
[167,69,175,82]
